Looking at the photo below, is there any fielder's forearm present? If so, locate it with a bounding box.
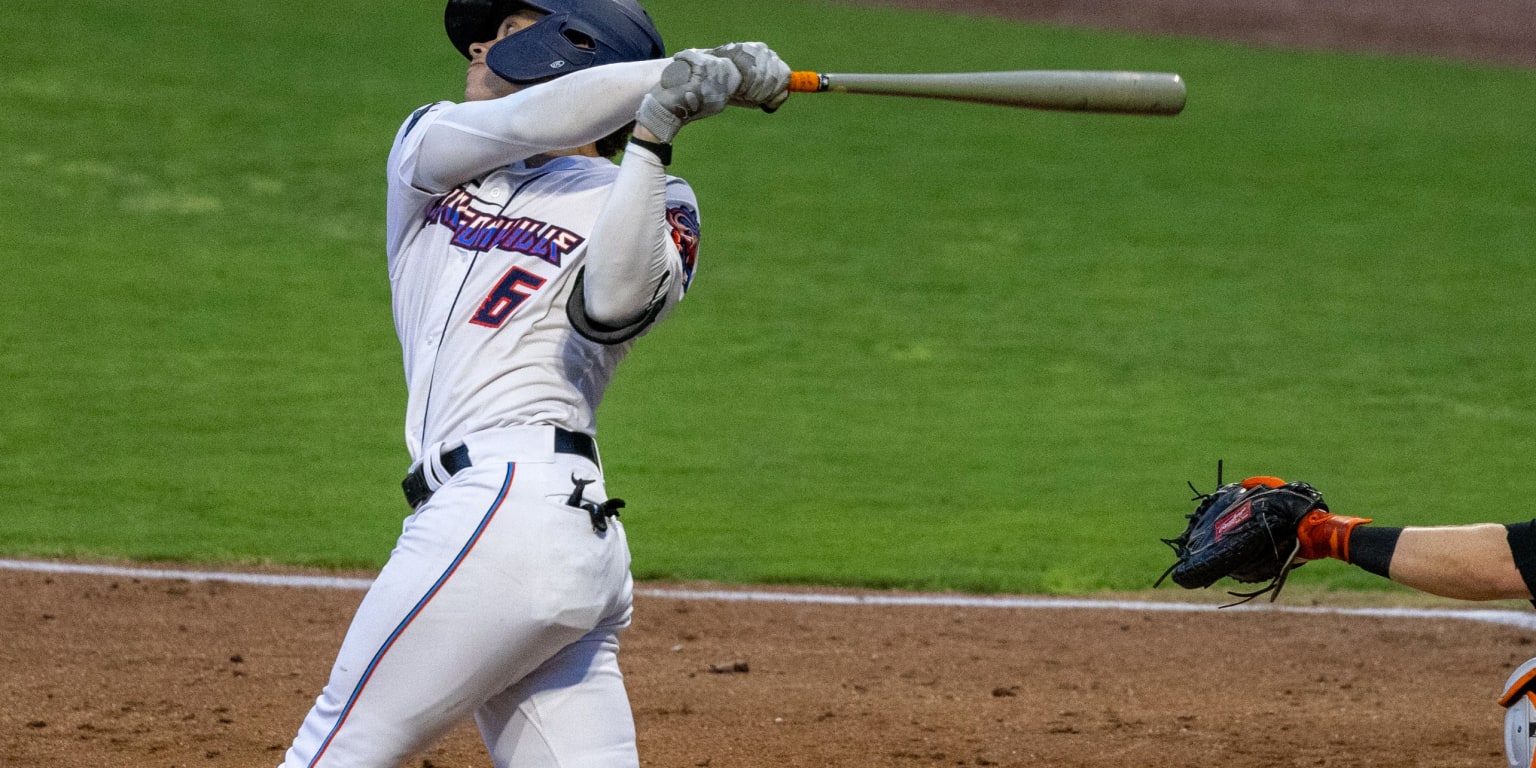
[1387,525,1530,601]
[413,59,671,191]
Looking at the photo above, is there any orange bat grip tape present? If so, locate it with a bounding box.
[788,71,823,93]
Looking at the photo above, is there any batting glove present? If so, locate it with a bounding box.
[708,42,792,112]
[635,49,742,143]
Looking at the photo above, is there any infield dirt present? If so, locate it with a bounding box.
[6,2,1533,766]
[841,0,1536,69]
[3,569,1530,768]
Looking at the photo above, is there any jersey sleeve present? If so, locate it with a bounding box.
[386,101,455,272]
[1506,520,1536,606]
[567,145,701,345]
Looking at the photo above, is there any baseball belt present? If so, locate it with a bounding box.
[401,427,600,509]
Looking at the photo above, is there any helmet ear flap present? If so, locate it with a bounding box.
[447,0,664,84]
[484,14,598,82]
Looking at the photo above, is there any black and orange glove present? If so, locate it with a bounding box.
[1155,475,1333,605]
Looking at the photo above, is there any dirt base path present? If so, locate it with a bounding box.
[3,568,1530,767]
[839,0,1536,68]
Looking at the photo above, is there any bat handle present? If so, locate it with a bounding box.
[788,71,825,93]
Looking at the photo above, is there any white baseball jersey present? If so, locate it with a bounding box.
[388,102,698,462]
[282,60,699,768]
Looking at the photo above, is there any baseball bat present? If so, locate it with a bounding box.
[786,70,1186,115]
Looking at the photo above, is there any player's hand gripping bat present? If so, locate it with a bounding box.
[785,69,1186,115]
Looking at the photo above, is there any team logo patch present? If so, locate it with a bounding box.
[667,204,700,289]
[1213,500,1252,542]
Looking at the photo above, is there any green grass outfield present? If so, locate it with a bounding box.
[2,0,1533,594]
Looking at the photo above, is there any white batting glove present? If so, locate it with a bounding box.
[634,49,742,143]
[708,42,792,112]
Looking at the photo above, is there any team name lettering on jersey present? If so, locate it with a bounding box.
[425,188,585,265]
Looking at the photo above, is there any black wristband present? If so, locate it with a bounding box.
[1348,526,1403,578]
[628,137,672,165]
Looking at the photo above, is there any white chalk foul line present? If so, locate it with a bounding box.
[0,559,378,590]
[640,588,1536,630]
[5,558,1535,631]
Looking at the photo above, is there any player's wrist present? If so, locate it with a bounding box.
[635,93,683,144]
[627,135,672,165]
[631,123,666,144]
[1297,510,1374,561]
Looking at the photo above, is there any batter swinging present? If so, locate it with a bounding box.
[277,2,790,765]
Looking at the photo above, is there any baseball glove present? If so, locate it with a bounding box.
[1154,473,1328,606]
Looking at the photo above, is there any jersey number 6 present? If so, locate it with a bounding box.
[470,267,547,329]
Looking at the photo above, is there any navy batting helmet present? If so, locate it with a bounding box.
[445,0,665,85]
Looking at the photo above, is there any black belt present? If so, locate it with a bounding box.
[401,428,598,509]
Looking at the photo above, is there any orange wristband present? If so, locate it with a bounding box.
[1296,510,1374,561]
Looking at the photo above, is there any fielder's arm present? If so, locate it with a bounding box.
[1303,515,1534,601]
[1388,525,1530,601]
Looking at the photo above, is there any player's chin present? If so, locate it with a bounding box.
[464,65,490,101]
[465,66,517,102]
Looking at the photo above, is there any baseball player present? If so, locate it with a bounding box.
[1292,509,1536,601]
[1209,494,1536,768]
[1304,511,1536,766]
[1160,476,1536,603]
[277,2,789,766]
[1159,482,1536,766]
